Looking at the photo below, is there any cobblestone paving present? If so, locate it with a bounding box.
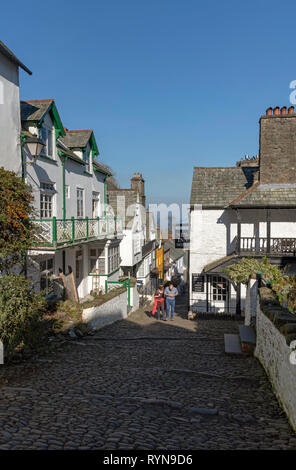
[0,293,296,450]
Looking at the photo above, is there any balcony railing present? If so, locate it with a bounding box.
[32,216,123,248]
[239,237,296,255]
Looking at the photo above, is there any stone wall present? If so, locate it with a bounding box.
[255,287,296,431]
[82,285,139,330]
[260,114,296,184]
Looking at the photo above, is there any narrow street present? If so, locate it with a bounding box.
[0,293,295,450]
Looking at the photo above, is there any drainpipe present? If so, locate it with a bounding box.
[59,152,68,273]
[59,153,68,221]
[20,135,27,276]
[104,175,109,217]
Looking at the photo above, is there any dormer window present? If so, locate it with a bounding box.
[83,149,90,172]
[40,125,54,157]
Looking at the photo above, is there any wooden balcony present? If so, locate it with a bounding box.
[239,237,296,256]
[32,216,123,249]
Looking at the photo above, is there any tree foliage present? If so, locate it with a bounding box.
[0,167,36,273]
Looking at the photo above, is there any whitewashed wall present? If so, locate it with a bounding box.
[65,158,105,219]
[0,53,22,174]
[82,289,128,329]
[255,300,296,431]
[189,207,296,313]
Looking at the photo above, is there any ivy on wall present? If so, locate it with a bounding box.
[223,257,296,315]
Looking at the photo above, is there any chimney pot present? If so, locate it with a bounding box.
[280,106,287,115]
[266,107,272,116]
[273,106,280,116]
[288,106,295,115]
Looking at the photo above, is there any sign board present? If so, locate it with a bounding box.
[175,239,184,248]
[192,273,205,292]
[175,237,190,249]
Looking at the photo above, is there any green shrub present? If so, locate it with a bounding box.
[224,257,296,315]
[0,274,47,359]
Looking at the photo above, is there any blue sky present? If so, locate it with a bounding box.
[3,0,296,206]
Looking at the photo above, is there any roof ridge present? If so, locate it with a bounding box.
[194,166,239,170]
[21,99,54,103]
[66,129,93,133]
[0,41,32,75]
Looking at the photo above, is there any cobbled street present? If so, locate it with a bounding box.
[0,293,296,450]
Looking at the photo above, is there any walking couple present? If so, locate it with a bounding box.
[152,282,178,321]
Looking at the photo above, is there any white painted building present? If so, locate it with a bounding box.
[0,41,31,174]
[20,99,123,299]
[189,106,296,315]
[163,240,187,282]
[137,212,157,288]
[107,175,157,287]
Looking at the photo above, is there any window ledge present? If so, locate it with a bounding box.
[39,154,58,164]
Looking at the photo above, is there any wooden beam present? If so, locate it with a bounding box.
[236,210,241,255]
[266,209,271,254]
[236,282,241,316]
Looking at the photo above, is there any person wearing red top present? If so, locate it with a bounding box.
[152,285,165,320]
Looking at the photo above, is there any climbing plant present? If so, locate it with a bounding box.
[223,257,283,285]
[0,167,36,273]
[224,257,296,315]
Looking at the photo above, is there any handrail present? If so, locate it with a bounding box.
[104,278,131,306]
[239,237,296,254]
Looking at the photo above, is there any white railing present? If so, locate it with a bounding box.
[32,216,123,247]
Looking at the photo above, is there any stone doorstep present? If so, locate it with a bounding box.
[224,334,243,355]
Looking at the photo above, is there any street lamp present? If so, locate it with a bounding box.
[21,134,46,181]
[25,135,45,159]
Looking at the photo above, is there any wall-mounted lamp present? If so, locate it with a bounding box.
[21,134,45,181]
[25,136,45,160]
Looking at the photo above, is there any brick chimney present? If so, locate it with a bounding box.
[259,106,296,183]
[131,173,146,207]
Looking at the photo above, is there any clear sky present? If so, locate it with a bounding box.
[3,0,296,206]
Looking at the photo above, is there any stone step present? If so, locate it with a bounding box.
[239,325,256,345]
[224,334,243,355]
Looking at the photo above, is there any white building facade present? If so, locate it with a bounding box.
[0,41,31,175]
[20,99,123,300]
[189,106,296,315]
[107,175,157,287]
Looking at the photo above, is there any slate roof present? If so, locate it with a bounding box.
[164,240,185,262]
[56,139,86,163]
[203,254,238,273]
[0,41,32,74]
[190,166,258,208]
[229,182,296,208]
[21,100,53,121]
[62,130,93,149]
[142,240,155,257]
[93,160,112,176]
